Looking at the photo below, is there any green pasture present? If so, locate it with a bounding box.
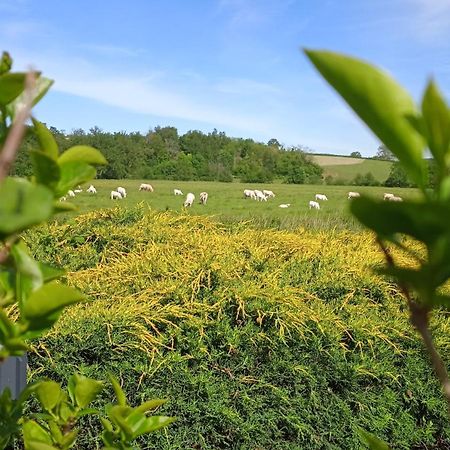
[64,179,414,229]
[317,158,393,182]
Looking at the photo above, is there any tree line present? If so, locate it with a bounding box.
[12,126,323,184]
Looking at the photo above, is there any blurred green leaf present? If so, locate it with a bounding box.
[32,118,59,160]
[350,196,450,244]
[135,399,166,414]
[38,262,65,283]
[58,145,107,166]
[0,178,54,238]
[0,72,26,105]
[108,375,127,407]
[68,374,103,409]
[30,151,60,190]
[56,162,96,197]
[7,76,53,119]
[0,51,12,75]
[304,50,427,187]
[356,427,392,450]
[52,201,77,213]
[22,420,53,446]
[421,80,450,171]
[22,281,85,324]
[32,381,62,412]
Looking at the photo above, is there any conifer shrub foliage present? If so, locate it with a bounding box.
[0,52,173,450]
[27,207,450,449]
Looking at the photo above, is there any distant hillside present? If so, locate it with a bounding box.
[309,154,392,182]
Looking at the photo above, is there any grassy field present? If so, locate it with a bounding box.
[63,179,414,229]
[310,155,393,182]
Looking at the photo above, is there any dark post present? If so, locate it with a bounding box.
[0,354,28,399]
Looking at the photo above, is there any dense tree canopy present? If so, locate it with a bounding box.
[14,125,323,184]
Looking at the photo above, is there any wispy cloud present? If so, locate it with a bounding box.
[78,44,146,58]
[215,77,281,95]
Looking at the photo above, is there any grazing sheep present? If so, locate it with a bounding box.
[383,193,394,200]
[389,195,403,202]
[263,190,275,199]
[67,190,76,197]
[315,194,328,201]
[348,191,360,199]
[309,200,320,210]
[87,185,97,194]
[59,196,67,202]
[254,190,267,201]
[243,189,256,199]
[199,192,208,205]
[74,189,83,193]
[174,188,183,196]
[184,192,195,207]
[117,186,127,198]
[279,204,291,208]
[139,183,154,192]
[111,190,123,200]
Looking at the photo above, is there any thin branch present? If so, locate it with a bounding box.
[0,70,36,182]
[377,238,450,411]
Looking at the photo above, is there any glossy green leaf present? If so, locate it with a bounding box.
[0,178,54,238]
[422,81,450,169]
[7,76,54,119]
[135,399,166,414]
[22,420,53,445]
[58,145,107,166]
[56,162,96,197]
[350,196,450,244]
[356,427,392,450]
[11,241,43,310]
[53,201,77,213]
[32,118,59,160]
[38,262,65,283]
[22,281,86,322]
[109,374,127,407]
[304,50,427,187]
[24,441,58,450]
[33,381,62,412]
[30,150,60,189]
[0,72,25,105]
[107,405,133,437]
[68,374,103,409]
[0,51,12,75]
[133,415,175,435]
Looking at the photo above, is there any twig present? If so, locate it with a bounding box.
[377,237,450,411]
[0,70,36,182]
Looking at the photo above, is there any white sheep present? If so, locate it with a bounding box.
[67,190,76,197]
[389,195,403,202]
[263,190,275,199]
[87,185,97,194]
[184,192,195,207]
[111,190,123,200]
[383,193,394,200]
[117,186,127,198]
[139,183,153,192]
[279,204,291,208]
[199,192,208,205]
[254,190,267,202]
[309,200,320,210]
[315,194,328,201]
[59,196,67,202]
[348,191,360,199]
[174,188,183,196]
[243,189,256,200]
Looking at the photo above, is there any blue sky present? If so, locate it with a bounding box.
[1,0,449,156]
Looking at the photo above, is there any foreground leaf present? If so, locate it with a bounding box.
[304,50,427,187]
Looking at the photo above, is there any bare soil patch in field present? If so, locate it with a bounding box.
[311,155,365,166]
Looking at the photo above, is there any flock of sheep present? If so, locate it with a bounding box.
[59,184,403,210]
[60,183,209,207]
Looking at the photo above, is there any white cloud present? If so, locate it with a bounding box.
[78,44,146,58]
[215,77,281,95]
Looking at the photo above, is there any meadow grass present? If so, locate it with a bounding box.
[62,179,413,230]
[320,159,393,182]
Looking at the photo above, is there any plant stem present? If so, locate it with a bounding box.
[0,71,35,182]
[377,238,450,411]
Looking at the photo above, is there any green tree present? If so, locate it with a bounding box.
[350,151,362,158]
